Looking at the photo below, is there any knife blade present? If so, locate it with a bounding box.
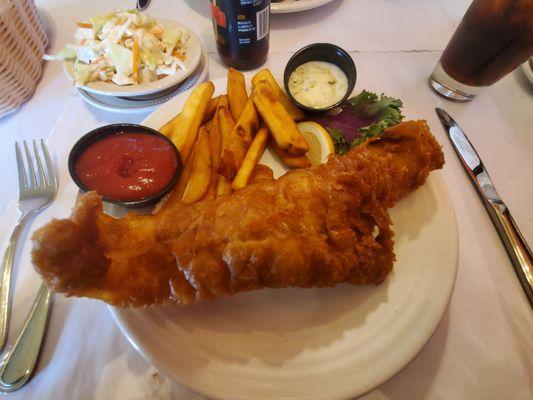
[436,108,533,307]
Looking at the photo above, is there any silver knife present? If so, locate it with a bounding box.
[436,108,533,307]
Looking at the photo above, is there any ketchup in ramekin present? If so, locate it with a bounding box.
[69,124,181,207]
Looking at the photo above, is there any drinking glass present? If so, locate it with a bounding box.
[429,0,533,102]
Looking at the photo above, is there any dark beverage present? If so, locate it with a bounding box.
[430,0,533,101]
[441,0,533,87]
[209,0,270,70]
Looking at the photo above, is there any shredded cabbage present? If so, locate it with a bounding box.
[107,42,133,77]
[44,9,189,86]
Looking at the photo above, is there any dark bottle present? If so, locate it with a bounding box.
[209,0,270,70]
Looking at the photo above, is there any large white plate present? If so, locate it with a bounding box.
[110,77,458,400]
[271,0,336,14]
[63,19,202,97]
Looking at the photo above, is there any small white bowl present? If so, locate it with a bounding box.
[63,18,202,97]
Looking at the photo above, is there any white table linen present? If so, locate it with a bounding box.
[0,1,532,399]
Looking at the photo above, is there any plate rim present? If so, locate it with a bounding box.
[75,50,209,114]
[63,18,202,97]
[271,0,336,14]
[110,77,459,399]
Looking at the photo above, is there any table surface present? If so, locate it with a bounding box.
[1,1,532,399]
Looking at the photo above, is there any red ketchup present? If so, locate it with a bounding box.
[74,133,178,201]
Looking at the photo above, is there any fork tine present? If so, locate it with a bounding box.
[33,140,46,187]
[23,141,37,189]
[41,140,56,190]
[15,142,27,191]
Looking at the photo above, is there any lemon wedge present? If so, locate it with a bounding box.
[297,121,335,166]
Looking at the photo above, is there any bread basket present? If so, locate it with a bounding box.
[0,0,48,118]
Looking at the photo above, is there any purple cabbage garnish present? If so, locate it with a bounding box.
[314,90,404,154]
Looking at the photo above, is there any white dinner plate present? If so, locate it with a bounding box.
[76,50,209,114]
[109,77,458,400]
[63,18,202,97]
[271,0,336,14]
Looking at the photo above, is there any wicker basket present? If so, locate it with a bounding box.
[0,0,49,118]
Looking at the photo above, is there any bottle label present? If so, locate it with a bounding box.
[209,0,270,47]
[256,6,270,41]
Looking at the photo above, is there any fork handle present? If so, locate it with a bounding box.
[0,284,53,393]
[0,210,36,351]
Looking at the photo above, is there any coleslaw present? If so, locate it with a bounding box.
[44,10,189,86]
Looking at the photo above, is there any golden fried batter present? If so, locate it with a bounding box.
[32,121,444,307]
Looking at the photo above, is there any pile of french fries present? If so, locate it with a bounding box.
[158,68,310,205]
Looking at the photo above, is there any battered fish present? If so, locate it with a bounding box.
[32,121,444,307]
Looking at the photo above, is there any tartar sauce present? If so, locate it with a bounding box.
[288,61,348,109]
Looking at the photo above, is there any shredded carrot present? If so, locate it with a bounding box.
[132,36,140,83]
[172,48,186,61]
[76,22,93,29]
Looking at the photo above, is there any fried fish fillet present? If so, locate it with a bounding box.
[32,121,444,307]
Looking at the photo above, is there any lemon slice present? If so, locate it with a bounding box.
[297,121,335,166]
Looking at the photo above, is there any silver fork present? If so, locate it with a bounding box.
[0,140,57,357]
[0,140,57,392]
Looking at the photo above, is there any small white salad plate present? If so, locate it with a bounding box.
[77,51,208,114]
[64,18,202,97]
[271,0,336,14]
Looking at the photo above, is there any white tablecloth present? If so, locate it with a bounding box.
[0,1,532,399]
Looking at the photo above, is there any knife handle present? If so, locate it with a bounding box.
[486,202,533,307]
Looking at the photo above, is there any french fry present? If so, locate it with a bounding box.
[159,113,180,136]
[249,164,274,183]
[232,125,269,190]
[218,95,229,110]
[159,122,173,136]
[204,118,214,133]
[169,81,215,164]
[227,68,248,121]
[252,69,305,121]
[203,102,226,200]
[253,82,309,156]
[218,106,235,153]
[132,36,139,83]
[270,140,311,168]
[219,98,259,179]
[182,127,212,204]
[203,96,221,123]
[205,96,232,199]
[161,96,218,136]
[216,175,232,197]
[155,134,197,212]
